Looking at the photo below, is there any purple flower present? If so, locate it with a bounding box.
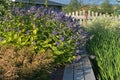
[76,50,80,53]
[35,12,41,19]
[43,9,48,14]
[76,42,80,45]
[74,27,79,32]
[76,55,81,60]
[56,42,60,46]
[14,7,20,13]
[60,36,65,41]
[19,9,25,16]
[53,30,59,35]
[74,55,81,62]
[26,30,30,35]
[30,6,37,11]
[76,50,83,54]
[5,16,9,21]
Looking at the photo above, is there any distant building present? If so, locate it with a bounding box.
[12,0,65,10]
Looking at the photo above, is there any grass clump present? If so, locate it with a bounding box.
[86,17,120,80]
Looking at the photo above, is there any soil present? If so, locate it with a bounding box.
[50,65,65,80]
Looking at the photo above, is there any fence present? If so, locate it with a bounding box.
[67,10,120,26]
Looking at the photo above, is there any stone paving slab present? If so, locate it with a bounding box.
[83,57,96,80]
[63,56,96,80]
[63,64,73,80]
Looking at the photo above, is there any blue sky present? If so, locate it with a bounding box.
[50,0,120,5]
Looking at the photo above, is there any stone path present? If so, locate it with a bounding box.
[63,56,96,80]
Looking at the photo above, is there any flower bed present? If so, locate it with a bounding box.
[0,4,87,79]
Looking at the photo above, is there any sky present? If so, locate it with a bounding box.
[50,0,120,5]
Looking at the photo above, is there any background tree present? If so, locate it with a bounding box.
[69,0,79,11]
[45,0,48,7]
[112,4,120,15]
[62,0,82,13]
[100,0,113,14]
[90,3,99,12]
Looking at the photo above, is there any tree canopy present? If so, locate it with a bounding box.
[100,0,113,14]
[62,0,82,13]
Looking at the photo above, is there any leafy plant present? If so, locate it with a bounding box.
[62,0,82,13]
[86,17,120,80]
[0,6,87,64]
[0,44,54,80]
[0,0,14,16]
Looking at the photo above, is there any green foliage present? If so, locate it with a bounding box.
[0,6,86,64]
[62,0,81,13]
[100,0,113,14]
[0,1,86,79]
[45,0,48,7]
[0,0,14,16]
[86,17,120,80]
[90,0,120,14]
[70,0,79,9]
[1,14,71,63]
[113,4,120,16]
[90,3,99,12]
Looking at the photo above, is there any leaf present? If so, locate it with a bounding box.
[17,37,21,43]
[42,44,52,48]
[39,48,45,53]
[33,28,38,35]
[54,50,63,55]
[50,46,57,51]
[43,39,52,44]
[13,34,18,39]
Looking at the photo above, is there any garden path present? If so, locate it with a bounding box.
[63,54,96,80]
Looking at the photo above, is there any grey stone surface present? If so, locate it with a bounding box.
[63,57,96,80]
[83,57,96,80]
[63,64,73,80]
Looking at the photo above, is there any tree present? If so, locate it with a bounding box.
[69,0,78,10]
[90,3,99,12]
[62,0,82,13]
[45,0,48,7]
[112,4,120,15]
[100,0,113,14]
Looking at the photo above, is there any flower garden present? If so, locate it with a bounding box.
[0,2,87,80]
[0,1,120,80]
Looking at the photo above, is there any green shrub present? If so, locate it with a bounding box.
[86,17,120,80]
[0,6,87,64]
[0,44,54,80]
[0,3,87,80]
[0,13,73,64]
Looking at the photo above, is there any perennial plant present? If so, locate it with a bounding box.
[86,17,120,80]
[0,6,87,64]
